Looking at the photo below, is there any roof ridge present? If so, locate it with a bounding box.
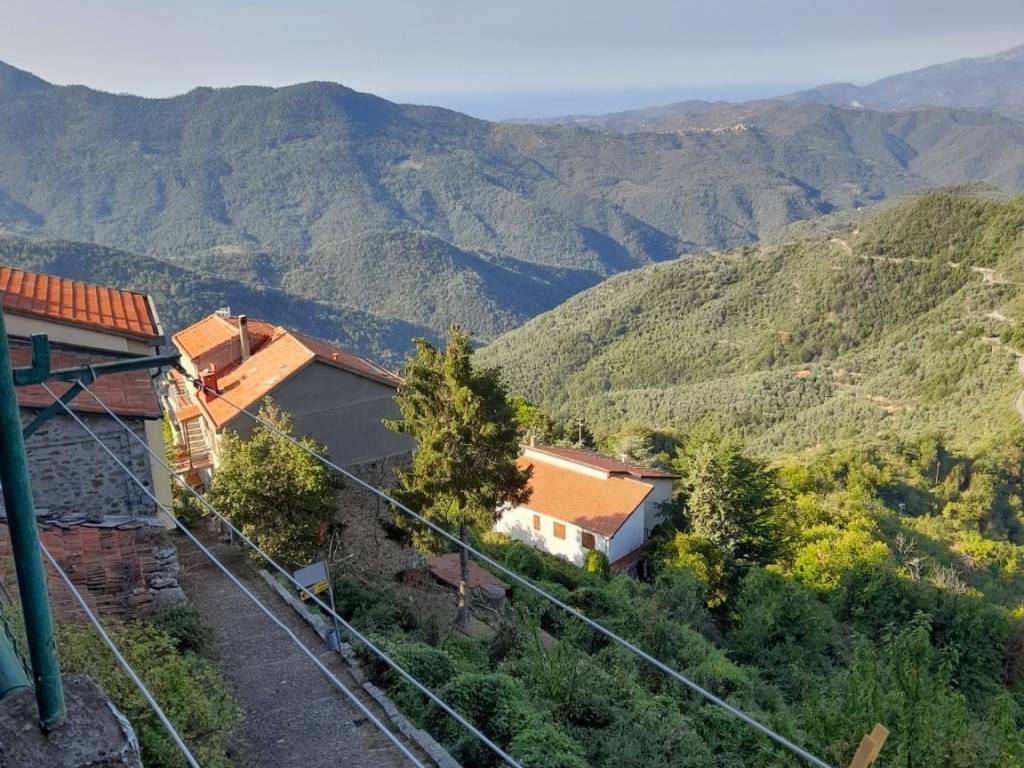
[0,264,150,300]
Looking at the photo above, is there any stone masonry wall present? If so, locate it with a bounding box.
[333,453,424,578]
[1,411,182,619]
[15,411,157,524]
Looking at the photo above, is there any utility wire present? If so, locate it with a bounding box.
[192,378,836,768]
[39,384,427,768]
[78,381,523,768]
[38,542,203,768]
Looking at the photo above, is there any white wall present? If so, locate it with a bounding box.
[606,505,647,563]
[521,447,609,479]
[642,478,674,533]
[496,505,610,566]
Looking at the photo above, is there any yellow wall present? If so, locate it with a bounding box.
[4,314,152,355]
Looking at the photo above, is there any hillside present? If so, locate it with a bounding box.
[785,43,1024,120]
[0,234,430,364]
[478,191,1024,452]
[4,63,1024,343]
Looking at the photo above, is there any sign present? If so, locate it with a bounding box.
[293,561,330,602]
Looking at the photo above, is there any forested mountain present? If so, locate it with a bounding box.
[4,62,1024,343]
[0,234,430,364]
[479,191,1024,452]
[785,43,1024,120]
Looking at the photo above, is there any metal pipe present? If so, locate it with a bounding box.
[0,306,64,728]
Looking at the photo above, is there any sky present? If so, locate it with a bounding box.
[2,0,1023,119]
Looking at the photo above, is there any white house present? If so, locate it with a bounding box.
[496,445,677,572]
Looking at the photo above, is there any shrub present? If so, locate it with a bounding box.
[57,620,240,768]
[508,723,587,768]
[152,604,212,656]
[583,549,610,576]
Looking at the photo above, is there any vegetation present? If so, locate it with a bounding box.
[4,61,1024,346]
[3,604,239,768]
[386,326,531,629]
[0,234,428,365]
[480,191,1024,453]
[337,429,1024,768]
[205,399,337,568]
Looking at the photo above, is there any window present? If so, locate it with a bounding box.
[532,514,541,531]
[553,522,566,540]
[581,532,595,550]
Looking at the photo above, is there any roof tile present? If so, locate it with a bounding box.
[174,313,401,428]
[0,266,162,341]
[516,456,653,538]
[526,444,678,479]
[11,340,161,419]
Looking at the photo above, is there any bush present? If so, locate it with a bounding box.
[152,604,212,656]
[583,549,610,576]
[504,541,546,580]
[508,723,587,768]
[729,568,835,693]
[57,620,239,768]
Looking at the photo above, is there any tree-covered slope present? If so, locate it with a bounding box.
[479,191,1024,451]
[0,234,430,365]
[4,62,1024,340]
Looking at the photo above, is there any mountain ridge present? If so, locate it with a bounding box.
[3,59,1024,352]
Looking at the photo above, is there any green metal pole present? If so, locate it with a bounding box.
[0,306,64,728]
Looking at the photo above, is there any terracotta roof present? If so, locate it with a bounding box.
[172,314,241,360]
[202,331,317,427]
[0,266,162,342]
[174,313,401,428]
[525,444,678,479]
[516,456,653,538]
[11,341,161,419]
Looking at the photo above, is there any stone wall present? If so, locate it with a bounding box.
[0,676,143,768]
[332,453,424,578]
[0,525,183,620]
[15,411,158,524]
[1,411,182,619]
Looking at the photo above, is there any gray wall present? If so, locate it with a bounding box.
[11,411,160,524]
[225,362,415,467]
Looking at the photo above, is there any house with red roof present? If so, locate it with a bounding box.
[0,266,181,617]
[166,311,412,484]
[495,445,678,573]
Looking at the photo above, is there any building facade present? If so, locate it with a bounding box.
[165,312,412,485]
[495,445,676,572]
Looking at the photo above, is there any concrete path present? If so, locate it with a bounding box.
[176,526,422,768]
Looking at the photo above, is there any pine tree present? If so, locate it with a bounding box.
[386,326,531,630]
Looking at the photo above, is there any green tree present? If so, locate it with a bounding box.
[674,434,784,565]
[386,326,531,630]
[205,399,336,568]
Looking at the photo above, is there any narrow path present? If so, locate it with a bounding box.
[176,525,422,768]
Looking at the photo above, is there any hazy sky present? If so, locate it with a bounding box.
[3,0,1023,118]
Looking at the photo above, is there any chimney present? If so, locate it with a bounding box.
[200,365,219,403]
[238,314,251,361]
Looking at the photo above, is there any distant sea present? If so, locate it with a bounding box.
[383,82,813,121]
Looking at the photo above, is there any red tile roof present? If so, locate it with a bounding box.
[0,266,162,342]
[525,444,678,479]
[11,341,161,419]
[172,314,242,360]
[173,313,401,428]
[516,456,653,538]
